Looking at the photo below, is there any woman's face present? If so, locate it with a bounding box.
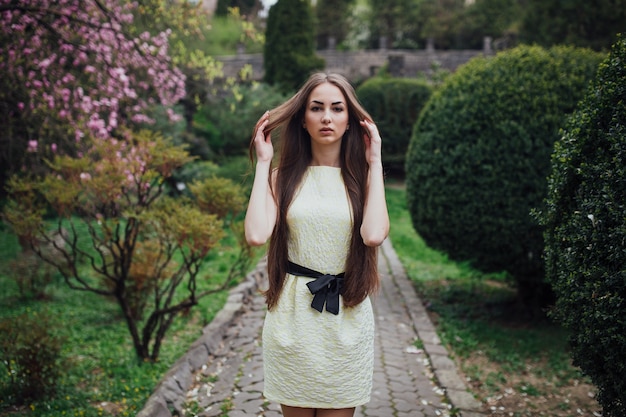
[304,82,350,148]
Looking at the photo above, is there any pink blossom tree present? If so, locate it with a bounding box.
[0,0,186,192]
[1,1,254,362]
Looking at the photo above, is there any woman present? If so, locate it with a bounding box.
[245,72,389,417]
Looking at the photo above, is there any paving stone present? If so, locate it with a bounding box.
[459,411,487,417]
[398,410,426,417]
[239,398,265,414]
[225,411,250,417]
[394,398,419,412]
[446,389,483,412]
[363,406,395,416]
[430,354,457,371]
[231,391,260,403]
[424,343,449,356]
[198,404,225,417]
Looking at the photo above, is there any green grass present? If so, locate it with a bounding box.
[0,220,263,417]
[385,187,584,392]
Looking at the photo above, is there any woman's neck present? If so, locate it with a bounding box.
[310,145,341,167]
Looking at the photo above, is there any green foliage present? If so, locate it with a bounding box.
[3,248,57,299]
[365,0,524,51]
[405,45,604,310]
[0,312,66,404]
[540,36,626,416]
[130,1,264,141]
[315,0,355,49]
[216,0,262,17]
[420,0,467,49]
[387,186,593,415]
[356,77,433,175]
[263,0,325,92]
[456,0,523,49]
[189,177,246,219]
[367,0,425,49]
[201,13,264,56]
[0,231,253,416]
[193,82,289,157]
[520,0,626,51]
[3,130,248,362]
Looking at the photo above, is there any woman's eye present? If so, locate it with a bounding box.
[334,107,344,112]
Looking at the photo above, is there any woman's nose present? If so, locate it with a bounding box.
[322,110,331,123]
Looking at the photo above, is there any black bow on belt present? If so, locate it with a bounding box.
[286,261,345,315]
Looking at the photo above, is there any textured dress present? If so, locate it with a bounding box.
[262,166,375,409]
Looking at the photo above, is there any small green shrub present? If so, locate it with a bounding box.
[0,312,66,404]
[540,35,626,416]
[405,45,604,310]
[356,77,433,175]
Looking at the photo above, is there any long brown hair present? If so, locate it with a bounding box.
[249,72,379,310]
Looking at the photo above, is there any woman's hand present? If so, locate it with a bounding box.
[359,118,383,166]
[253,111,273,163]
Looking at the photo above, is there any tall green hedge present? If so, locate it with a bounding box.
[405,45,604,309]
[356,77,432,175]
[540,36,626,415]
[263,0,325,93]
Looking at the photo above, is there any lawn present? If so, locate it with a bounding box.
[385,186,601,417]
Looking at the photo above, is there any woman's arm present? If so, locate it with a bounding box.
[360,119,390,247]
[244,112,278,246]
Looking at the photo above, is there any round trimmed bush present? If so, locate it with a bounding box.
[356,77,433,175]
[541,36,626,415]
[405,45,604,308]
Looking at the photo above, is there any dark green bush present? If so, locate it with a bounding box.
[356,77,433,175]
[540,36,626,416]
[193,83,289,157]
[0,312,66,404]
[405,45,604,309]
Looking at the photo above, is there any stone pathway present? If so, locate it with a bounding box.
[138,239,484,417]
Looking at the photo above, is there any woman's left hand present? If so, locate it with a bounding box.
[360,119,383,166]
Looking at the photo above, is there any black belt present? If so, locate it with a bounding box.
[286,261,345,315]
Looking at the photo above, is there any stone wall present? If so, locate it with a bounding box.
[216,47,490,82]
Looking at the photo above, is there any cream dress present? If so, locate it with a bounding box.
[262,166,375,409]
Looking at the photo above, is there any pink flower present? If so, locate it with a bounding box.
[27,140,38,153]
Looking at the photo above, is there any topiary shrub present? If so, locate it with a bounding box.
[356,77,433,176]
[405,45,604,310]
[540,35,626,416]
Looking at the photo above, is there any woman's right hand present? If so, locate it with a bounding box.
[253,111,273,163]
